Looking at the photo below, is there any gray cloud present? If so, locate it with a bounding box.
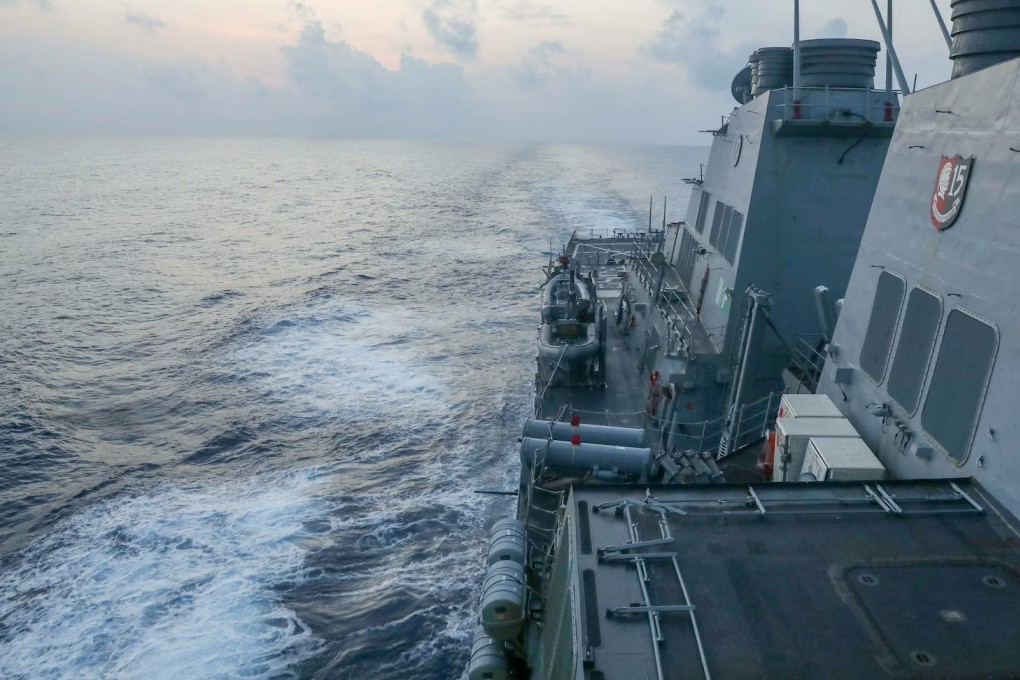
[143,64,208,101]
[517,40,566,89]
[645,5,752,90]
[286,1,316,22]
[0,14,740,144]
[815,18,848,39]
[500,1,568,24]
[422,0,478,60]
[125,12,166,34]
[281,20,473,136]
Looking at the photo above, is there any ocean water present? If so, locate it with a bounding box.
[0,137,704,679]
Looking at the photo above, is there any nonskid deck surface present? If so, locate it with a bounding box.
[568,480,1020,680]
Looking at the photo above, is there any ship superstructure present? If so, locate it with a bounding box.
[615,38,899,458]
[814,4,1020,519]
[468,2,1020,679]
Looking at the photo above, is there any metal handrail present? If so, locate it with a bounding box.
[571,228,664,241]
[629,251,719,355]
[790,334,827,392]
[665,392,781,459]
[772,86,901,124]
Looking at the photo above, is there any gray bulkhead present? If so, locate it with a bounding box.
[818,57,1020,516]
[675,87,891,404]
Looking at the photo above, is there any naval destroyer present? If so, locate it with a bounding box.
[469,2,1020,678]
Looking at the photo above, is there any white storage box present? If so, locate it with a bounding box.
[778,393,842,419]
[773,416,860,482]
[801,436,885,482]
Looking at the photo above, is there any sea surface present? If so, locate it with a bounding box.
[0,137,703,679]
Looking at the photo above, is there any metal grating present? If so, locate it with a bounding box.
[590,672,607,680]
[583,569,603,647]
[578,501,593,554]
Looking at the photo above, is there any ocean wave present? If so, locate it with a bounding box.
[0,469,330,680]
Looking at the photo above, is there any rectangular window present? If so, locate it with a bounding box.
[716,211,728,255]
[860,271,905,382]
[687,187,702,232]
[922,309,998,463]
[723,209,744,265]
[708,202,724,249]
[887,288,941,413]
[694,190,711,233]
[683,229,702,285]
[677,229,695,284]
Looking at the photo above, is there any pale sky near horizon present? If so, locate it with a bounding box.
[0,1,957,144]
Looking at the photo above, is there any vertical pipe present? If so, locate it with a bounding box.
[793,0,801,93]
[662,196,667,231]
[885,0,893,91]
[733,290,771,411]
[648,196,653,231]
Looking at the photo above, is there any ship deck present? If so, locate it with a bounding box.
[538,236,719,422]
[566,479,1020,680]
[537,241,655,430]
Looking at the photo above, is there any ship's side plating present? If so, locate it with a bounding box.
[818,55,1020,516]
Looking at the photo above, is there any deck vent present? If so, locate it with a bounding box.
[582,569,603,647]
[578,501,593,555]
[984,575,1006,588]
[750,47,793,96]
[797,39,880,89]
[951,0,1020,78]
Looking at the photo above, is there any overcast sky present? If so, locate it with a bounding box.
[0,0,957,144]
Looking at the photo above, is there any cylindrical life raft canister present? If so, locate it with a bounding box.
[487,518,526,566]
[479,560,526,641]
[468,626,508,680]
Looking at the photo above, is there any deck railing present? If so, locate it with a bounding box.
[789,333,828,392]
[571,227,664,241]
[772,86,900,125]
[629,246,719,355]
[664,391,781,460]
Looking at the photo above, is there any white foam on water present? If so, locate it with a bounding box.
[230,305,451,422]
[0,470,329,680]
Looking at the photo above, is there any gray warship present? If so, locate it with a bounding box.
[469,2,1020,678]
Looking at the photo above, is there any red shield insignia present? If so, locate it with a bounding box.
[930,155,974,231]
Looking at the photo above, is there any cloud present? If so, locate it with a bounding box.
[0,13,738,144]
[500,1,568,24]
[422,0,478,60]
[0,0,55,9]
[286,0,318,23]
[517,40,566,89]
[281,20,473,136]
[644,5,752,90]
[125,12,166,34]
[143,64,208,101]
[815,18,848,39]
